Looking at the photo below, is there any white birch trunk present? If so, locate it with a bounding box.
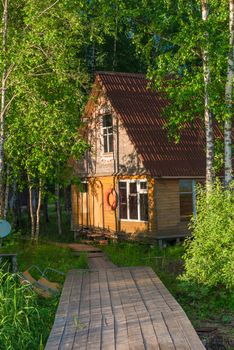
[3,164,9,218]
[224,0,234,185]
[35,182,42,241]
[29,184,35,240]
[55,183,62,235]
[0,0,8,216]
[201,0,215,192]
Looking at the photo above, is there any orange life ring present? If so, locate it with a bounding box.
[104,188,117,211]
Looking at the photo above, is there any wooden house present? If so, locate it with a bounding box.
[71,72,214,242]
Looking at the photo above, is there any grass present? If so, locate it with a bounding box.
[0,270,47,350]
[0,237,88,350]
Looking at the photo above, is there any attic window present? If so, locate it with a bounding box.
[103,115,113,153]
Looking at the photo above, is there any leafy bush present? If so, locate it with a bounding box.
[182,181,234,288]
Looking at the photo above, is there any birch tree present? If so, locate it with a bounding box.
[224,0,234,185]
[131,0,232,190]
[3,0,89,240]
[0,0,9,217]
[201,0,215,191]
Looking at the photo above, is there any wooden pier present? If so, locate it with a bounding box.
[45,266,205,349]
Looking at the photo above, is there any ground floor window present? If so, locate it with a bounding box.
[119,180,148,221]
[179,180,196,221]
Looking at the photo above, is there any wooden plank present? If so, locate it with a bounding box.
[130,267,171,313]
[88,256,116,270]
[99,270,113,317]
[151,312,175,350]
[72,317,90,350]
[59,271,84,349]
[72,271,91,349]
[115,318,130,350]
[162,311,191,350]
[45,270,76,350]
[76,271,91,322]
[172,310,206,350]
[86,315,103,350]
[90,270,101,316]
[117,269,146,349]
[121,269,159,350]
[46,267,205,350]
[150,274,183,312]
[137,313,160,350]
[101,313,116,350]
[111,269,129,350]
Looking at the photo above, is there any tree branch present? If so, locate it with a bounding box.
[4,63,15,84]
[31,45,50,59]
[1,93,17,116]
[37,0,60,18]
[28,72,53,76]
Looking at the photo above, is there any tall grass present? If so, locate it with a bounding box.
[102,241,183,268]
[0,269,56,350]
[0,240,88,349]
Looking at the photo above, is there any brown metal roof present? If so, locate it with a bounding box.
[95,72,224,177]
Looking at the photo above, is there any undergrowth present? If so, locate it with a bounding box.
[0,239,88,277]
[0,239,88,349]
[0,269,57,350]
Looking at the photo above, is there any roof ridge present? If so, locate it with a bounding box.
[95,71,146,78]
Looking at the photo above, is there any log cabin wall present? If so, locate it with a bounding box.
[71,185,78,230]
[155,179,189,238]
[71,175,157,240]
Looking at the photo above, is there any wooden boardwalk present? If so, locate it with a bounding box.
[45,266,205,349]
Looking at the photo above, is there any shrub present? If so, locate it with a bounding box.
[182,181,234,288]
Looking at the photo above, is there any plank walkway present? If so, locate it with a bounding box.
[45,265,205,349]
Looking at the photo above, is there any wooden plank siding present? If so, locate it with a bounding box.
[71,177,192,240]
[72,175,156,240]
[155,180,189,238]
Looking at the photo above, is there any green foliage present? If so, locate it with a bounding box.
[173,280,234,322]
[83,0,146,73]
[2,0,90,189]
[182,181,234,288]
[1,0,147,195]
[130,0,230,140]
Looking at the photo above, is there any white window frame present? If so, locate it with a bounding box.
[102,115,113,153]
[179,179,196,220]
[118,179,148,222]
